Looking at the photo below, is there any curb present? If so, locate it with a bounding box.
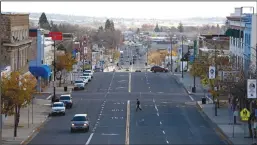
[172,75,191,95]
[196,102,234,145]
[46,89,72,100]
[20,115,50,145]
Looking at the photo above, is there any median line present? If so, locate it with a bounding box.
[128,73,131,93]
[125,100,130,145]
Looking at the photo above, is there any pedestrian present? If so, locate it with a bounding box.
[136,99,142,111]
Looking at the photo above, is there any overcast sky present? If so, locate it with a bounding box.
[1,2,256,19]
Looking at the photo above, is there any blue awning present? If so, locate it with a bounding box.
[29,65,51,79]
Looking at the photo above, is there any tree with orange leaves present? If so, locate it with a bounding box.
[1,71,37,137]
[56,52,77,86]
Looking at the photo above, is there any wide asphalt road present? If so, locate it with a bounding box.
[28,71,227,145]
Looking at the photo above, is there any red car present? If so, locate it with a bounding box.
[150,66,168,73]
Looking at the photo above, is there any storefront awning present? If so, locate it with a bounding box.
[225,29,244,38]
[29,65,51,79]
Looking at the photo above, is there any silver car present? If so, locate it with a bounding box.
[70,114,90,133]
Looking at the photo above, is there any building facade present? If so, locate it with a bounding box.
[0,14,32,73]
[250,14,257,71]
[226,8,245,70]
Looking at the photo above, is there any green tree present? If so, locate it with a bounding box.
[154,24,160,32]
[136,28,140,34]
[38,12,51,30]
[105,19,111,30]
[177,22,184,33]
[50,20,59,32]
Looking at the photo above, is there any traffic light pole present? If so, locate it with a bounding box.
[53,40,56,101]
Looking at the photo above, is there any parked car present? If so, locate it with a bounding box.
[84,70,94,78]
[82,73,92,81]
[74,80,85,90]
[150,66,168,73]
[51,102,66,116]
[59,94,73,109]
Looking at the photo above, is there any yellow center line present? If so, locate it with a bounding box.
[125,100,130,145]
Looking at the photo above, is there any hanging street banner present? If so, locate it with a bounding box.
[247,79,256,98]
[208,66,215,79]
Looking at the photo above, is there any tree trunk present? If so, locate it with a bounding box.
[13,105,20,137]
[59,74,62,87]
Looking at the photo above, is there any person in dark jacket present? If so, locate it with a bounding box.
[136,99,142,111]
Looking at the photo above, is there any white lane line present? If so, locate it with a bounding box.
[188,95,194,101]
[46,94,52,100]
[128,73,131,93]
[166,140,169,144]
[125,100,130,145]
[162,130,166,134]
[85,133,94,145]
[155,105,158,112]
[160,121,162,125]
[157,113,159,116]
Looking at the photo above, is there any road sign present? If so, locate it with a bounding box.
[49,32,63,41]
[240,108,250,121]
[247,79,256,98]
[189,55,195,63]
[208,66,215,79]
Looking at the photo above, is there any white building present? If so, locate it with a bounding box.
[226,8,245,69]
[43,37,54,66]
[250,14,257,70]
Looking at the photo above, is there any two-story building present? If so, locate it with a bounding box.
[28,28,52,92]
[0,13,32,74]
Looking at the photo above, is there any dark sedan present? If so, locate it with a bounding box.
[150,66,168,73]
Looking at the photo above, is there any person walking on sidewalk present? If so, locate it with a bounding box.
[136,99,142,112]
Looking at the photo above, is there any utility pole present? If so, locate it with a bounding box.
[181,36,184,78]
[53,40,56,101]
[192,40,197,93]
[0,13,2,143]
[214,44,218,116]
[170,36,173,74]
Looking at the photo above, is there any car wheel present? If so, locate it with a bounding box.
[70,129,74,133]
[63,113,65,116]
[83,87,85,90]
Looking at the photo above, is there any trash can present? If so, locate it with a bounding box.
[64,86,68,92]
[202,97,206,104]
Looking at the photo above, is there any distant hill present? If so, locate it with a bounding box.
[3,12,226,26]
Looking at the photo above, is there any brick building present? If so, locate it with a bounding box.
[0,13,32,73]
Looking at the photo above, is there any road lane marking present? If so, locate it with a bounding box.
[188,95,194,101]
[125,100,130,145]
[160,121,162,125]
[162,130,166,134]
[85,133,94,145]
[128,73,131,93]
[101,133,119,136]
[166,140,169,144]
[157,113,159,116]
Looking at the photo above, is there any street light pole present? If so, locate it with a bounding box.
[214,44,218,116]
[170,36,173,74]
[53,40,56,101]
[181,36,184,78]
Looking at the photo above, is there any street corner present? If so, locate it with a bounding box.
[20,115,50,145]
[196,101,203,110]
[34,93,52,100]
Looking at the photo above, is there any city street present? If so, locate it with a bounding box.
[28,72,227,145]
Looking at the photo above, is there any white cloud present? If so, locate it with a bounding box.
[1,2,256,19]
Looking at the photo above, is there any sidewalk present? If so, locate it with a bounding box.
[197,101,253,145]
[2,99,51,145]
[174,72,213,102]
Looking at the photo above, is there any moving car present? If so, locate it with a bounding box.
[84,70,93,78]
[51,102,66,116]
[59,94,73,109]
[70,114,90,133]
[82,73,92,81]
[74,80,85,90]
[150,66,168,73]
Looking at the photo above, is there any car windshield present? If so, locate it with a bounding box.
[83,73,89,76]
[60,96,70,100]
[53,103,64,107]
[84,71,91,73]
[75,81,83,83]
[72,116,86,121]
